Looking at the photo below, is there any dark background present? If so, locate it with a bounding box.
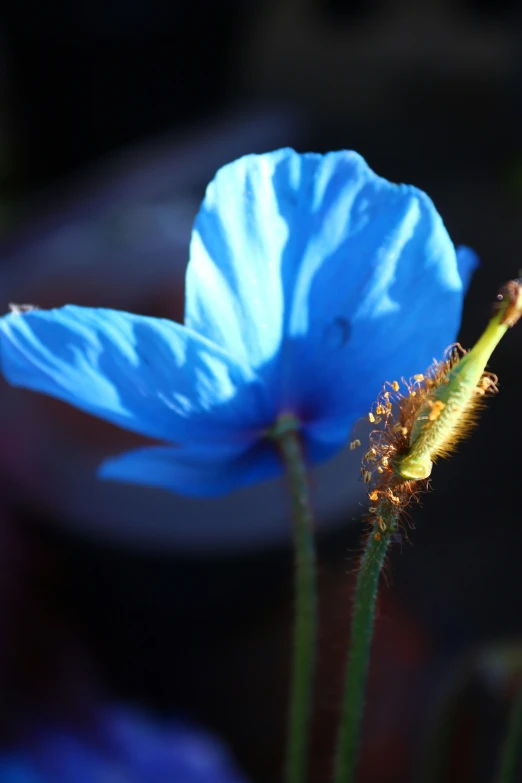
[1,1,522,781]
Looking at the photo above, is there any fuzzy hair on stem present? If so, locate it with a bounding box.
[335,279,522,783]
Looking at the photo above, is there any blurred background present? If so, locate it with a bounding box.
[0,0,522,781]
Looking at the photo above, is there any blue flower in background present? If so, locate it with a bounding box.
[0,149,476,497]
[0,707,248,782]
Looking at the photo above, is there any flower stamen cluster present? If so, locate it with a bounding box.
[357,278,522,542]
[359,376,426,540]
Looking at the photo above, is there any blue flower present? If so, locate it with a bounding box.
[0,149,476,497]
[0,707,248,782]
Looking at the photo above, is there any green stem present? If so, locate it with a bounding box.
[334,503,399,783]
[496,687,522,783]
[278,428,317,783]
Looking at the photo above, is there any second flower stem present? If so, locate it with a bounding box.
[278,427,317,783]
[334,502,399,783]
[496,686,522,783]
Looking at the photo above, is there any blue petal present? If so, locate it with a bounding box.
[0,306,272,445]
[0,709,249,783]
[99,440,282,497]
[186,150,472,443]
[0,757,43,783]
[293,188,474,445]
[31,734,116,783]
[186,149,294,370]
[456,245,479,290]
[105,710,247,781]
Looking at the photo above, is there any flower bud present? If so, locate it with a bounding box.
[395,279,522,480]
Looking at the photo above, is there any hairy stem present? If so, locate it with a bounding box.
[334,502,399,783]
[278,427,317,783]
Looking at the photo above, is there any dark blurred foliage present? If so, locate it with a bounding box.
[1,1,522,782]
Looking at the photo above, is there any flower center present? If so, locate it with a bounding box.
[266,412,301,441]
